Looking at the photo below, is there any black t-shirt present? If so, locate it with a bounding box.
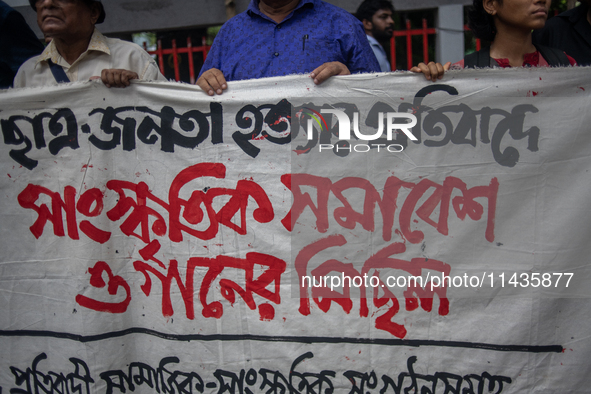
[533,5,591,66]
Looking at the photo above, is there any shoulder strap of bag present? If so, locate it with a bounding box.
[47,59,71,83]
[463,47,491,69]
[535,45,570,67]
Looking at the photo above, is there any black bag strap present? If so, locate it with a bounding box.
[535,45,570,67]
[463,47,491,69]
[465,45,569,68]
[47,59,70,83]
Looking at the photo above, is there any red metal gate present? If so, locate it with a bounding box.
[144,37,210,84]
[391,18,436,71]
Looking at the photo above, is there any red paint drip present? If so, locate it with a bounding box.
[259,303,274,321]
[294,147,312,155]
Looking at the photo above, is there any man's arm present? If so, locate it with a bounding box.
[142,61,168,81]
[341,19,381,74]
[307,16,378,85]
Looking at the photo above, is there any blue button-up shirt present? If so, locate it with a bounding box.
[367,35,391,72]
[199,0,381,81]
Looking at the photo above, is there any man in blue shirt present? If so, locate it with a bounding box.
[197,0,381,96]
[356,0,394,72]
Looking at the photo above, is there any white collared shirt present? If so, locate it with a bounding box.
[14,29,167,88]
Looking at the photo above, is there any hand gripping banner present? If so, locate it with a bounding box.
[0,68,590,393]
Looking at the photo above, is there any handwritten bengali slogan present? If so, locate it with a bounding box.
[1,68,590,394]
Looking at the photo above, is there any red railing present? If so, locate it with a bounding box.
[144,19,483,82]
[390,18,436,71]
[144,37,211,84]
[387,20,482,70]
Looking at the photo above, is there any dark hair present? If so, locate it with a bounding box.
[355,0,395,23]
[468,0,498,42]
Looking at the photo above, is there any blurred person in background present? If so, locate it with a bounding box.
[533,0,591,66]
[0,0,44,88]
[356,0,395,72]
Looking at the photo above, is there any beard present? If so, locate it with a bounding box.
[373,27,393,42]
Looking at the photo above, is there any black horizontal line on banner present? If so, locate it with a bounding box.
[0,329,563,353]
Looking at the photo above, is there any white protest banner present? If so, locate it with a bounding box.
[0,68,590,393]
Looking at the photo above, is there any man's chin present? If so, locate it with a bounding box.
[41,23,61,32]
[40,23,65,36]
[374,32,393,42]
